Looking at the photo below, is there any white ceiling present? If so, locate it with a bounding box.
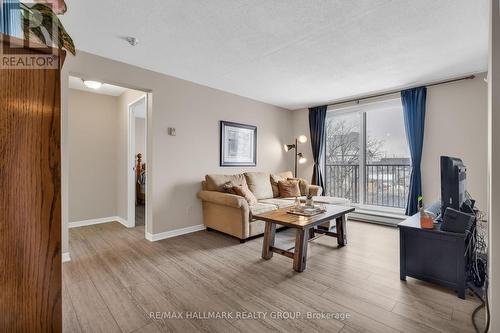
[62,0,489,110]
[68,75,127,96]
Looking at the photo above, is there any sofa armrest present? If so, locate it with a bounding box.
[309,185,323,196]
[197,190,248,209]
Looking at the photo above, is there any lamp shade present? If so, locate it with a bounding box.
[298,153,307,164]
[298,135,308,143]
[284,144,295,152]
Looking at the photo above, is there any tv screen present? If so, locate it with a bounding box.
[440,156,467,218]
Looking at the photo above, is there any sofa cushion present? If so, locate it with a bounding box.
[270,171,293,197]
[205,174,247,193]
[244,172,273,199]
[232,184,258,205]
[258,198,295,209]
[288,178,310,196]
[278,179,301,198]
[249,203,277,219]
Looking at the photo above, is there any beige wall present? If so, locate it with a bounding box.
[291,74,488,211]
[488,0,500,330]
[67,89,119,221]
[61,51,294,251]
[423,74,488,211]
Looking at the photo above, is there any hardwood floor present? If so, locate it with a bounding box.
[63,220,485,333]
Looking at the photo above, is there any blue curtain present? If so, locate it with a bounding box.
[308,105,327,190]
[1,0,22,38]
[401,87,427,216]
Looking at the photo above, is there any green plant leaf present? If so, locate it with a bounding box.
[20,3,76,55]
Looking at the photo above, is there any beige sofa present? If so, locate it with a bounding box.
[197,171,349,242]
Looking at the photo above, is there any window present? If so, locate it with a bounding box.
[324,99,411,210]
[325,112,361,203]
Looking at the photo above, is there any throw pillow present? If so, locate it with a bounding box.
[270,171,294,197]
[278,179,301,198]
[232,184,258,205]
[222,181,237,194]
[270,174,286,197]
[287,178,310,196]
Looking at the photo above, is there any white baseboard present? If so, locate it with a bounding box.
[349,211,404,226]
[69,216,129,229]
[146,224,206,242]
[62,252,71,263]
[114,216,133,228]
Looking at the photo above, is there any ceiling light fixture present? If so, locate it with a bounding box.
[82,79,103,90]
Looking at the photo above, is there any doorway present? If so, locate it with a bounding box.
[66,76,150,236]
[128,96,148,228]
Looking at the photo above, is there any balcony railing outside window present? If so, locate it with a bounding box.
[325,164,411,209]
[325,164,360,204]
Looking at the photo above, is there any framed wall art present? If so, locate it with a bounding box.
[220,121,257,167]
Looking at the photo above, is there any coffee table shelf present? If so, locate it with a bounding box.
[254,205,354,272]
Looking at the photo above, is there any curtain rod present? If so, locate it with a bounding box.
[322,74,476,108]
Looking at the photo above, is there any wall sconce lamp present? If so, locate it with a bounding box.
[284,135,307,177]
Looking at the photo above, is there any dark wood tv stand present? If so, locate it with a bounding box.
[399,213,473,299]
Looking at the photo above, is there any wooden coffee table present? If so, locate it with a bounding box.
[254,205,355,272]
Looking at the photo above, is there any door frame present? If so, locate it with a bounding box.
[127,95,148,229]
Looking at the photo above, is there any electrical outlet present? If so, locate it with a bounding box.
[168,127,176,136]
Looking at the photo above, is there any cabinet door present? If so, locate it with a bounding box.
[0,38,62,332]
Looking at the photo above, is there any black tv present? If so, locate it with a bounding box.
[440,156,467,218]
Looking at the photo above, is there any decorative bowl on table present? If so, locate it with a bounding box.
[288,203,326,217]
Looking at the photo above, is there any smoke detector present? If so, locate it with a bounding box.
[125,37,139,46]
